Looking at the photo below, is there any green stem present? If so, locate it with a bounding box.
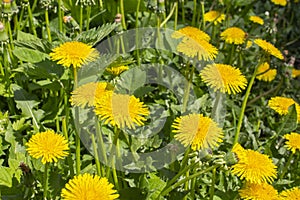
[26,1,37,36]
[160,164,221,196]
[98,0,103,10]
[73,69,81,175]
[120,0,126,30]
[200,1,205,29]
[209,168,216,200]
[62,116,75,177]
[91,133,102,176]
[182,65,194,113]
[233,63,259,146]
[135,0,141,66]
[160,2,178,28]
[45,9,52,42]
[192,0,197,26]
[86,6,91,31]
[58,0,63,32]
[43,163,49,199]
[79,4,83,32]
[181,0,185,24]
[174,1,178,30]
[279,153,293,180]
[96,119,107,176]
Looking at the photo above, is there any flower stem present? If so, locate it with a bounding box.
[200,1,205,29]
[58,0,63,32]
[45,9,52,42]
[182,65,194,113]
[26,1,37,36]
[174,1,178,30]
[160,2,178,28]
[86,6,91,31]
[160,164,221,196]
[233,63,259,146]
[96,119,107,176]
[91,133,102,176]
[135,0,141,66]
[192,0,197,26]
[120,0,126,30]
[279,153,293,180]
[62,116,75,177]
[209,167,216,200]
[43,163,49,199]
[79,5,83,32]
[73,69,81,175]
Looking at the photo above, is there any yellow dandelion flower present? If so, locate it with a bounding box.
[171,26,210,41]
[231,144,277,184]
[239,182,279,200]
[249,16,264,25]
[280,187,300,199]
[26,130,69,164]
[254,39,284,60]
[61,173,119,200]
[94,91,149,129]
[176,37,218,61]
[204,11,225,25]
[246,41,253,49]
[220,27,246,45]
[49,41,99,68]
[172,114,223,151]
[106,65,129,76]
[284,132,300,154]
[171,26,218,61]
[70,82,109,108]
[200,64,248,95]
[292,69,300,78]
[270,0,287,6]
[268,96,300,121]
[256,62,277,82]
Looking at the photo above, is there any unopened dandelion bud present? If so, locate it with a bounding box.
[75,0,96,6]
[114,13,123,33]
[0,22,9,42]
[158,0,166,13]
[147,0,157,11]
[224,151,238,166]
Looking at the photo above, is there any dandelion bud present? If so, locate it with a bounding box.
[114,13,122,23]
[224,151,238,166]
[158,0,166,13]
[1,0,18,17]
[0,22,9,42]
[147,0,157,11]
[114,13,123,33]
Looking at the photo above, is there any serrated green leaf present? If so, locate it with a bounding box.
[0,166,14,187]
[277,104,298,135]
[146,173,166,200]
[12,84,43,131]
[13,47,49,63]
[75,23,117,46]
[116,68,146,94]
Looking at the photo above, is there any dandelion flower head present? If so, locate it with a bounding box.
[172,26,218,61]
[61,173,119,200]
[256,62,277,82]
[292,69,300,78]
[270,0,287,6]
[106,65,129,76]
[204,11,225,25]
[220,27,246,45]
[94,91,149,129]
[231,144,277,184]
[268,96,300,121]
[49,41,99,68]
[71,82,109,108]
[239,182,279,200]
[172,114,223,151]
[26,130,69,164]
[280,187,300,200]
[284,132,300,154]
[254,39,284,60]
[200,64,247,94]
[249,16,264,25]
